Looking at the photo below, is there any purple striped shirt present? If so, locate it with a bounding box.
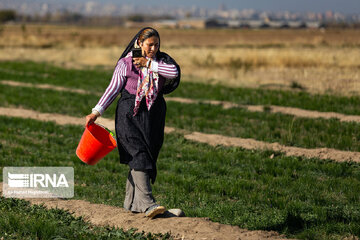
[93,55,179,115]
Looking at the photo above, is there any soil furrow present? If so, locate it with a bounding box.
[0,106,359,163]
[1,80,359,123]
[0,184,287,240]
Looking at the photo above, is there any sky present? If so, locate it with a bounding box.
[64,0,360,14]
[16,0,360,15]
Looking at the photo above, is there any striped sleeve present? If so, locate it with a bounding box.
[92,60,127,115]
[150,59,178,79]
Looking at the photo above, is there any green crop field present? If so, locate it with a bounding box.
[0,60,360,240]
[1,61,360,115]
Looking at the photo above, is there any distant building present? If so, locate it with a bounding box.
[244,20,263,28]
[305,21,321,28]
[227,20,241,28]
[205,18,227,28]
[177,18,207,29]
[267,21,286,28]
[126,18,322,30]
[152,20,178,29]
[287,21,306,28]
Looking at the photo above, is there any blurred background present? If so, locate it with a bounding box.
[0,0,359,95]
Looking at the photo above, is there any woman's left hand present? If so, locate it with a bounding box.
[133,57,148,68]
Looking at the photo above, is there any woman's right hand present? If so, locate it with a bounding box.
[85,113,97,127]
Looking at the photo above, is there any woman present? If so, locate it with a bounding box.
[85,27,180,218]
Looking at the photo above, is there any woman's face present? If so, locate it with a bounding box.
[140,36,159,58]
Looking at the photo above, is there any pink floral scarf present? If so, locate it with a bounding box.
[133,65,159,116]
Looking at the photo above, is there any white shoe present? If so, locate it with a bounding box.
[145,205,166,219]
[167,208,185,217]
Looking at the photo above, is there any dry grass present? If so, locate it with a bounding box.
[0,23,359,95]
[2,24,360,48]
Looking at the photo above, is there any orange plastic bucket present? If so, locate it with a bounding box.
[76,123,117,165]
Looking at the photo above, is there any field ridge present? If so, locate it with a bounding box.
[1,79,360,123]
[0,184,288,240]
[1,106,359,163]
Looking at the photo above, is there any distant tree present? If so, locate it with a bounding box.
[128,14,144,22]
[0,9,16,23]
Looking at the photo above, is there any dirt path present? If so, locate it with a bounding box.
[0,80,92,95]
[2,80,360,123]
[165,97,360,123]
[185,132,360,163]
[0,185,287,240]
[1,106,359,163]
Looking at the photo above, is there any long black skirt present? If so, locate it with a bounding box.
[115,89,166,184]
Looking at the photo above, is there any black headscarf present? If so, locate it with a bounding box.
[118,27,181,95]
